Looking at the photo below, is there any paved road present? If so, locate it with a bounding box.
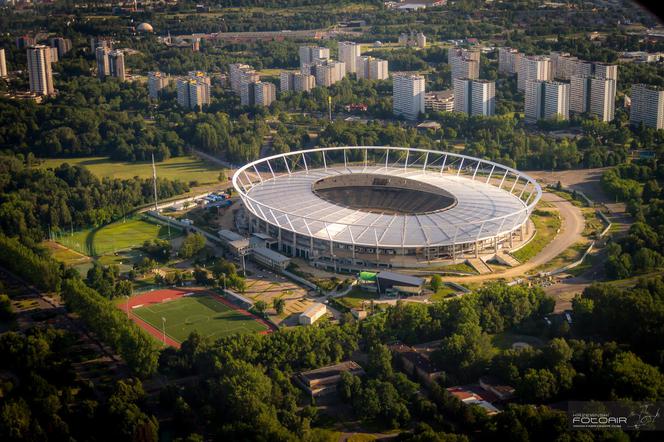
[444,191,585,284]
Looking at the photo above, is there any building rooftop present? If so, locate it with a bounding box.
[300,361,363,384]
[253,246,290,264]
[377,271,424,287]
[218,229,245,242]
[389,343,441,375]
[301,302,327,319]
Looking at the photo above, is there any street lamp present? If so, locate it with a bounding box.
[221,272,226,291]
[161,317,166,346]
[125,295,130,318]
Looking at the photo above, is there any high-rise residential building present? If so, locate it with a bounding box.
[356,56,389,80]
[177,71,211,110]
[0,49,7,78]
[26,45,54,96]
[417,32,427,49]
[448,47,480,64]
[338,41,362,74]
[49,37,72,58]
[280,71,316,92]
[293,73,316,92]
[451,56,480,81]
[280,71,294,92]
[453,78,495,116]
[16,35,36,49]
[299,46,330,68]
[148,71,169,99]
[229,63,253,93]
[518,56,552,91]
[449,48,480,80]
[48,47,59,64]
[91,37,113,53]
[498,47,522,75]
[593,62,618,81]
[399,32,426,49]
[630,84,664,130]
[253,81,276,106]
[393,73,425,120]
[549,52,592,80]
[96,47,110,78]
[524,80,569,122]
[239,69,260,106]
[311,60,345,87]
[570,75,616,122]
[425,90,454,113]
[109,50,126,81]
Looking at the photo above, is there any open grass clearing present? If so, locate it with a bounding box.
[54,216,182,257]
[512,208,562,263]
[37,155,223,184]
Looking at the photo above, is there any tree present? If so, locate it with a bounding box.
[367,344,394,379]
[430,274,443,292]
[254,300,267,316]
[518,369,558,402]
[273,297,285,315]
[179,233,206,259]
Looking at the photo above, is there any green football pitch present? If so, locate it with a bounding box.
[132,294,269,343]
[54,216,182,256]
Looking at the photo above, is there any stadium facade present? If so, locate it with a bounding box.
[233,147,541,270]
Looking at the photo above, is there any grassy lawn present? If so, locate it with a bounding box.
[430,285,457,302]
[42,241,91,266]
[54,216,182,256]
[491,332,545,350]
[131,293,268,343]
[428,262,478,274]
[37,155,223,184]
[512,208,561,263]
[336,286,379,309]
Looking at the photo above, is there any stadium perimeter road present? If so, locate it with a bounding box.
[441,191,585,284]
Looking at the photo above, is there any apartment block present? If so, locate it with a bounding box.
[518,56,552,91]
[393,73,425,120]
[356,56,389,80]
[525,80,569,122]
[338,41,362,74]
[453,78,495,116]
[498,47,522,75]
[26,45,54,96]
[630,84,664,130]
[570,75,616,122]
[148,71,169,99]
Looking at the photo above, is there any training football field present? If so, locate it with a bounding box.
[131,293,269,343]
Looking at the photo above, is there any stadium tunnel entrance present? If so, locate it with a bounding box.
[312,173,457,215]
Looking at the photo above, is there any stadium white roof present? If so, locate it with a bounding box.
[234,147,541,249]
[244,165,528,247]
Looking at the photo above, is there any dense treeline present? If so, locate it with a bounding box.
[62,278,159,377]
[574,277,664,367]
[0,328,159,442]
[601,159,664,279]
[0,235,62,292]
[0,155,189,243]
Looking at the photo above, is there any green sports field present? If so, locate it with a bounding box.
[37,155,223,184]
[54,216,181,256]
[132,294,269,343]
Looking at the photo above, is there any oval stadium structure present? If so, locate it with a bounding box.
[233,146,541,270]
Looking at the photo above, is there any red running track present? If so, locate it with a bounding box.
[118,287,276,349]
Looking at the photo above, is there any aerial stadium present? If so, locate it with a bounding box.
[233,146,541,270]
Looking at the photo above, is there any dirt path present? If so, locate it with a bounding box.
[444,192,585,284]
